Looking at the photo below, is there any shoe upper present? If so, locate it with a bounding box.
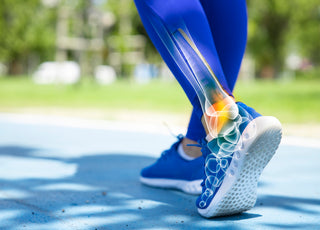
[141,135,205,181]
[196,102,261,209]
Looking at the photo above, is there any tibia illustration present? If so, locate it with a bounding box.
[146,8,256,157]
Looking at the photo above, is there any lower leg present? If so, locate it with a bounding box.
[135,0,239,153]
[200,0,248,91]
[182,0,249,157]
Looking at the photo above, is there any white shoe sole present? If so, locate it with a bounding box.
[198,116,282,218]
[140,177,202,195]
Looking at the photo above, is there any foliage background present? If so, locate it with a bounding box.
[0,0,319,78]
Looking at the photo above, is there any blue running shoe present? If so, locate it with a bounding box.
[140,135,204,195]
[196,102,282,217]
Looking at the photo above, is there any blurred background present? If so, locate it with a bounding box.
[0,0,319,137]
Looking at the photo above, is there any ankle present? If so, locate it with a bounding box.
[181,137,202,158]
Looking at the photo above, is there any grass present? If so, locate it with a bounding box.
[0,76,191,114]
[234,79,320,124]
[0,76,319,124]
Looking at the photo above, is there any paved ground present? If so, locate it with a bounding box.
[0,114,319,230]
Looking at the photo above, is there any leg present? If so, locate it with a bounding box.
[185,0,248,146]
[200,0,248,91]
[135,0,238,140]
[185,109,206,142]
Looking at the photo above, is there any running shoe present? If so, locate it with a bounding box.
[140,135,204,195]
[197,102,282,217]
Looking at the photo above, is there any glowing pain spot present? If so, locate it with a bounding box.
[205,96,237,135]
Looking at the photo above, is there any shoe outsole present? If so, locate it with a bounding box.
[198,116,282,218]
[140,177,202,195]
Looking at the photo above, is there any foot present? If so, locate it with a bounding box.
[140,135,204,195]
[196,102,282,218]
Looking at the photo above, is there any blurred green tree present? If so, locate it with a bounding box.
[289,0,320,66]
[247,0,292,78]
[247,0,320,78]
[104,0,161,77]
[0,0,57,75]
[0,0,319,78]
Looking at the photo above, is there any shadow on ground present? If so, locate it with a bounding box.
[0,145,319,230]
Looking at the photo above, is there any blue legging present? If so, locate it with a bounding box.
[134,0,247,141]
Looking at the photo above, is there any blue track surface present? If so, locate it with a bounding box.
[0,115,319,230]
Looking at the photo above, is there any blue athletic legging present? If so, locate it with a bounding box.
[134,0,247,141]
